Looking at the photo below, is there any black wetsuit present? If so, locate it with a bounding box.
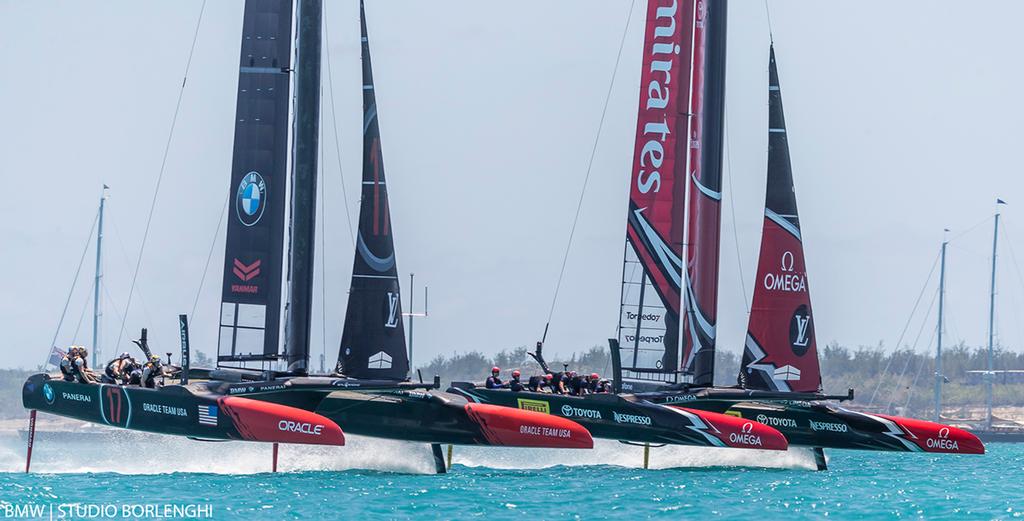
[588,379,600,394]
[59,356,75,382]
[527,376,542,392]
[72,357,95,384]
[142,363,161,389]
[570,376,585,396]
[485,375,505,389]
[509,377,524,392]
[104,359,124,384]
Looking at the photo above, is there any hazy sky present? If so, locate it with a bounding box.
[2,1,1023,372]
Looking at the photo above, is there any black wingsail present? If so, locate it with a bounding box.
[217,0,294,367]
[336,1,409,381]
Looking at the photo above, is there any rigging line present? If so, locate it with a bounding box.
[886,283,938,412]
[723,102,749,312]
[49,208,99,349]
[108,208,156,335]
[902,323,938,414]
[116,0,207,350]
[543,0,637,341]
[867,248,940,407]
[763,0,774,43]
[70,279,96,346]
[189,192,230,322]
[321,1,355,246]
[949,215,993,243]
[319,80,328,372]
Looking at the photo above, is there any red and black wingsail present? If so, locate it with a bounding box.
[615,0,696,384]
[336,1,409,381]
[217,0,293,366]
[681,0,727,386]
[739,46,822,393]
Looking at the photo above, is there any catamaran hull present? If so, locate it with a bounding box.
[22,374,345,446]
[448,384,787,451]
[640,392,984,454]
[314,390,593,448]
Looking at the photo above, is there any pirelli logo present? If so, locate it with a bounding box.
[517,398,550,414]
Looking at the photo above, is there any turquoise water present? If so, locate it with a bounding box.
[0,436,1018,520]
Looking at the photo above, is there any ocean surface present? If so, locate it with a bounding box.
[0,430,1018,520]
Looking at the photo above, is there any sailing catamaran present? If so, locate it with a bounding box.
[22,0,593,473]
[450,0,983,468]
[451,0,789,454]
[633,44,983,463]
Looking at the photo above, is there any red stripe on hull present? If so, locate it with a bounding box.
[219,396,345,446]
[671,406,788,450]
[464,403,593,448]
[875,413,985,454]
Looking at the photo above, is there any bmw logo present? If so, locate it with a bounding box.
[43,383,54,404]
[236,171,267,227]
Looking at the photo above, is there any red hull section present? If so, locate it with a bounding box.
[875,413,984,455]
[219,396,345,446]
[465,403,593,449]
[670,406,788,451]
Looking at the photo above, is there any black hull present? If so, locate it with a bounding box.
[639,388,984,454]
[22,374,592,450]
[448,383,787,450]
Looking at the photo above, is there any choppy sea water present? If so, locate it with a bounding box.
[0,429,1019,520]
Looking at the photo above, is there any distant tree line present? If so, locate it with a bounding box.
[417,342,1024,418]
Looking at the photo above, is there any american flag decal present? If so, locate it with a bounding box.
[198,405,218,426]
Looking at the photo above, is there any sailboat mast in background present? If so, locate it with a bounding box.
[985,202,1003,429]
[91,185,107,368]
[935,232,947,422]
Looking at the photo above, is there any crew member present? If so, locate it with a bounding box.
[124,358,143,386]
[588,373,601,394]
[142,355,163,389]
[485,367,505,389]
[569,371,586,396]
[72,348,96,384]
[533,373,554,393]
[59,347,78,382]
[597,379,614,393]
[509,370,524,392]
[103,352,133,384]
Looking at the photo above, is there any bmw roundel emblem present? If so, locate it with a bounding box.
[236,171,267,227]
[43,383,54,404]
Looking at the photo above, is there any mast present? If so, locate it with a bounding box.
[985,204,1002,429]
[934,233,947,422]
[283,0,323,375]
[681,0,728,386]
[91,185,108,368]
[408,272,414,378]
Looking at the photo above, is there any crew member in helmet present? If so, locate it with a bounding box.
[509,370,525,392]
[542,373,555,393]
[103,352,134,385]
[598,378,614,393]
[72,347,96,384]
[588,373,602,394]
[569,371,586,396]
[485,367,506,389]
[59,347,78,382]
[142,355,163,389]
